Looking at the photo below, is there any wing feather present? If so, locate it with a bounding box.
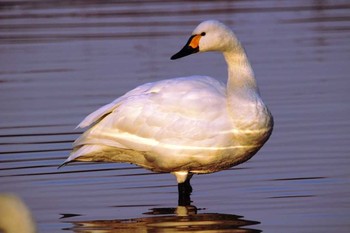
[72,76,231,159]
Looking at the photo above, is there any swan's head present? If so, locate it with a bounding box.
[171,20,238,60]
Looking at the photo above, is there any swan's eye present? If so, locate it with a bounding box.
[201,32,206,36]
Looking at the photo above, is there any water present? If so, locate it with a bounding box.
[0,0,349,232]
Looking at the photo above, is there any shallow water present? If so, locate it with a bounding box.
[0,0,349,232]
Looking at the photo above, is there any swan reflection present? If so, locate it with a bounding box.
[65,205,261,233]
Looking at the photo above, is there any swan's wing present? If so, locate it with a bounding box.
[73,76,229,157]
[77,82,155,128]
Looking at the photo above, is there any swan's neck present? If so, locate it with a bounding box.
[223,46,258,97]
[223,42,272,141]
[223,44,263,125]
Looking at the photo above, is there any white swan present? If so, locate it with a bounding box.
[61,20,273,201]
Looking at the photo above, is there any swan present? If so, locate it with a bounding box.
[60,20,273,203]
[0,194,36,233]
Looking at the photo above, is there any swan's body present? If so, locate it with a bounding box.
[62,20,273,199]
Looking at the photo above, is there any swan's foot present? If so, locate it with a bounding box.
[178,179,192,206]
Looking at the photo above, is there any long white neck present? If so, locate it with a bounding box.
[223,43,263,123]
[223,44,259,98]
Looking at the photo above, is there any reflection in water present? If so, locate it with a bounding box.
[64,205,261,233]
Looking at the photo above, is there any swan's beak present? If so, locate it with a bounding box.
[171,34,201,60]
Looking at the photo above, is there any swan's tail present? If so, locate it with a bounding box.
[57,145,105,169]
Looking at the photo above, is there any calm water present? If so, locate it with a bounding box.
[1,0,349,232]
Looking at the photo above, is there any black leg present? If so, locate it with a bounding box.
[178,179,192,206]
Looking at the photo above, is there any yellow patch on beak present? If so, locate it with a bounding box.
[189,34,201,49]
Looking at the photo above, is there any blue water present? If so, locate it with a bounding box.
[1,1,349,232]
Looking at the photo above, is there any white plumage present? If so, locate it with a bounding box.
[62,20,273,187]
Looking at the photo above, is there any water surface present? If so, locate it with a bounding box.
[0,1,349,232]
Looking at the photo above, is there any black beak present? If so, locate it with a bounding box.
[171,35,199,60]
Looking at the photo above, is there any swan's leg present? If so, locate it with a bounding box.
[178,178,192,206]
[178,178,192,195]
[173,171,193,206]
